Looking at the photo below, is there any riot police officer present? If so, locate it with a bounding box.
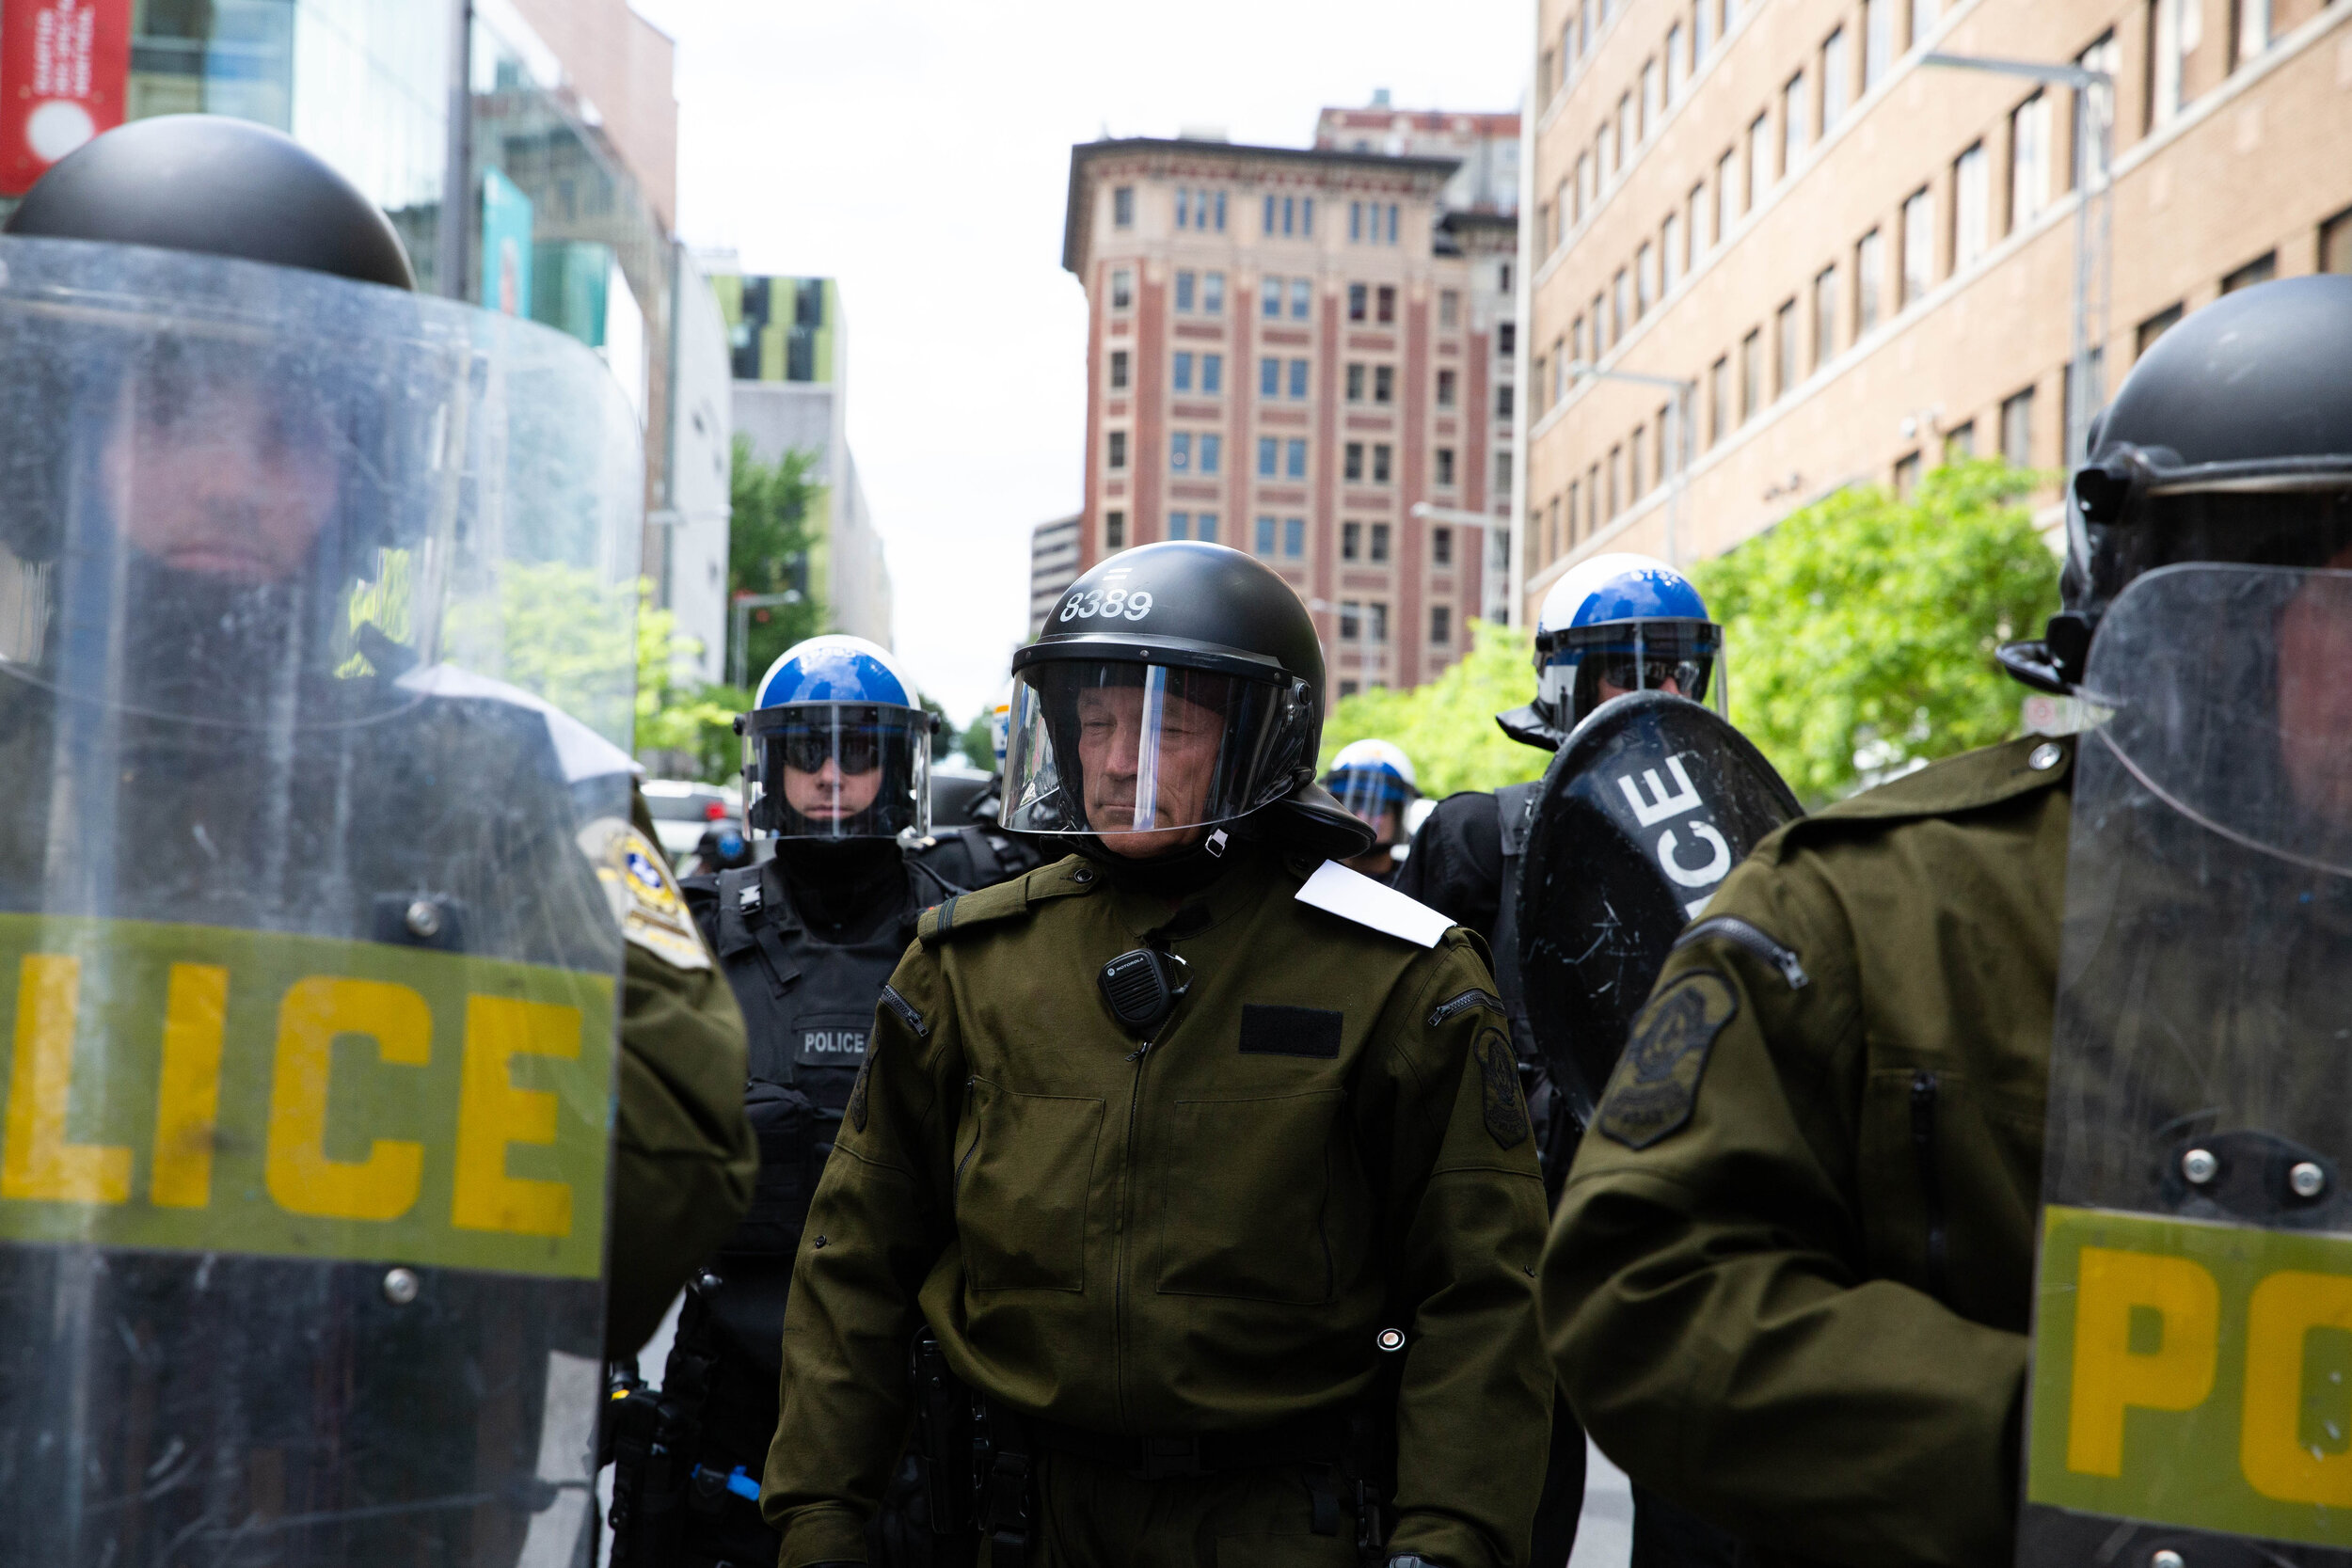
[655,635,982,1567]
[0,114,753,1563]
[1543,277,2352,1564]
[1322,738,1421,881]
[1394,553,1731,1568]
[764,542,1550,1568]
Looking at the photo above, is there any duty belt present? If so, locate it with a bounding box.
[1019,1411,1349,1481]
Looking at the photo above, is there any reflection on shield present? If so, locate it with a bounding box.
[0,235,640,1564]
[2023,566,2352,1564]
[1514,691,1801,1138]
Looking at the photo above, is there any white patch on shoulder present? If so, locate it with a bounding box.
[578,817,712,971]
[1295,861,1453,949]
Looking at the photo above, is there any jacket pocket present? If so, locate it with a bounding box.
[958,1077,1103,1292]
[1156,1090,1343,1305]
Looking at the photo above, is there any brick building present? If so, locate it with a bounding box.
[1062,134,1518,696]
[1521,0,2352,620]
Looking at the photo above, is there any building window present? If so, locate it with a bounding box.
[1175,270,1197,312]
[1376,285,1397,325]
[1900,187,1932,304]
[1784,71,1809,170]
[1172,352,1194,393]
[1822,28,1850,130]
[1613,268,1630,341]
[1368,602,1390,643]
[1345,443,1365,483]
[1432,604,1453,645]
[1708,356,1729,445]
[2063,347,2106,461]
[1373,445,1392,484]
[2237,0,2270,63]
[2323,207,2352,274]
[1257,437,1279,477]
[1439,289,1460,328]
[2137,302,2184,358]
[1339,681,1359,699]
[1169,433,1192,471]
[1176,187,1192,229]
[1662,214,1682,292]
[1111,269,1133,309]
[1944,421,1975,461]
[1108,430,1128,469]
[1864,0,1893,89]
[2152,0,2189,126]
[1200,435,1222,474]
[1346,364,1366,404]
[1349,201,1361,242]
[1433,526,1454,565]
[1261,356,1280,398]
[1256,515,1277,555]
[1113,186,1134,228]
[1774,299,1799,397]
[1343,521,1363,561]
[1341,601,1362,641]
[2010,92,2050,233]
[1893,450,1922,498]
[1286,439,1307,479]
[1740,328,1762,421]
[1370,522,1391,562]
[1197,512,1220,544]
[1638,242,1658,316]
[1264,195,1279,234]
[1559,488,1575,555]
[1695,0,1715,55]
[1203,272,1225,315]
[1667,23,1687,99]
[1910,0,1939,48]
[1608,446,1623,515]
[1855,229,1883,334]
[1168,511,1191,540]
[1109,349,1129,390]
[2001,386,2035,466]
[1375,365,1394,404]
[1284,516,1306,555]
[1953,143,1990,269]
[1497,385,1515,420]
[1643,56,1661,134]
[1499,321,1517,356]
[1617,94,1634,166]
[1348,283,1368,323]
[1748,113,1772,206]
[1263,276,1284,319]
[1497,450,1513,496]
[1289,359,1309,398]
[1105,510,1125,549]
[1437,369,1457,408]
[1436,448,1456,486]
[1813,265,1837,368]
[1386,203,1399,244]
[2078,34,2119,187]
[2222,252,2278,293]
[1201,354,1223,394]
[1290,278,1311,319]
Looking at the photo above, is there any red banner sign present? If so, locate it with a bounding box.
[0,0,133,198]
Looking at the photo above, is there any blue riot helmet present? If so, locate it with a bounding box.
[1322,738,1419,846]
[741,635,935,839]
[1520,553,1724,742]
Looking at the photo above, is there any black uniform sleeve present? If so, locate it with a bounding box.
[1393,791,1506,948]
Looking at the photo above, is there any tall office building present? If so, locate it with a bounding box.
[1521,0,2352,619]
[711,266,897,650]
[1029,514,1084,638]
[1062,127,1516,697]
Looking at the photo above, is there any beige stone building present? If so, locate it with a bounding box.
[1062,134,1515,696]
[1520,0,2352,621]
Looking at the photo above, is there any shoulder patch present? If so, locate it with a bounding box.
[1473,1025,1530,1148]
[1294,861,1453,948]
[577,818,711,972]
[1597,971,1739,1150]
[916,856,1100,945]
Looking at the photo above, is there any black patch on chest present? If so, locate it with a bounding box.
[1473,1027,1530,1148]
[1597,970,1740,1150]
[793,1014,870,1069]
[1238,1004,1343,1059]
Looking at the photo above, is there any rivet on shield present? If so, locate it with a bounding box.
[381,1267,421,1306]
[2151,1550,2185,1568]
[2028,742,2064,772]
[2292,1162,2328,1199]
[405,899,443,939]
[1375,1327,1406,1354]
[2180,1148,2219,1186]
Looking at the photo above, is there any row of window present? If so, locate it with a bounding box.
[1167,433,1224,474]
[1175,186,1228,232]
[1099,511,1462,595]
[1104,431,1465,491]
[1108,182,1420,249]
[1107,349,1481,415]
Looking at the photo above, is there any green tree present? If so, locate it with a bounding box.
[919,694,953,761]
[957,710,996,771]
[633,584,754,783]
[1691,458,2061,807]
[1317,619,1549,798]
[730,434,826,684]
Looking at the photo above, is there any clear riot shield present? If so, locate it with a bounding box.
[2022,564,2352,1565]
[0,235,641,1564]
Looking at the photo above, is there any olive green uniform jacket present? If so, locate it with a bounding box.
[605,782,759,1355]
[1544,734,2077,1568]
[764,846,1553,1568]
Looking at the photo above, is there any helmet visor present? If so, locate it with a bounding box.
[745,702,931,839]
[1323,767,1413,841]
[1001,659,1313,840]
[1537,621,1727,730]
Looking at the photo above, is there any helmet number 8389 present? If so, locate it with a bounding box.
[1061,587,1154,623]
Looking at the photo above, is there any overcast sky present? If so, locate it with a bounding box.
[632,0,1529,728]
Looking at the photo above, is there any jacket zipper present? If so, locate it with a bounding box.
[1111,1008,1180,1433]
[1427,988,1506,1027]
[953,1076,980,1193]
[1673,916,1809,989]
[880,984,928,1037]
[1912,1070,1949,1302]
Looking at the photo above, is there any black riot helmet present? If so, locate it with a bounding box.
[1002,542,1374,860]
[2000,275,2352,693]
[4,114,415,290]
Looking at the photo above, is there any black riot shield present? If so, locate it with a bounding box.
[1515,690,1801,1126]
[0,235,642,1564]
[2020,564,2352,1566]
